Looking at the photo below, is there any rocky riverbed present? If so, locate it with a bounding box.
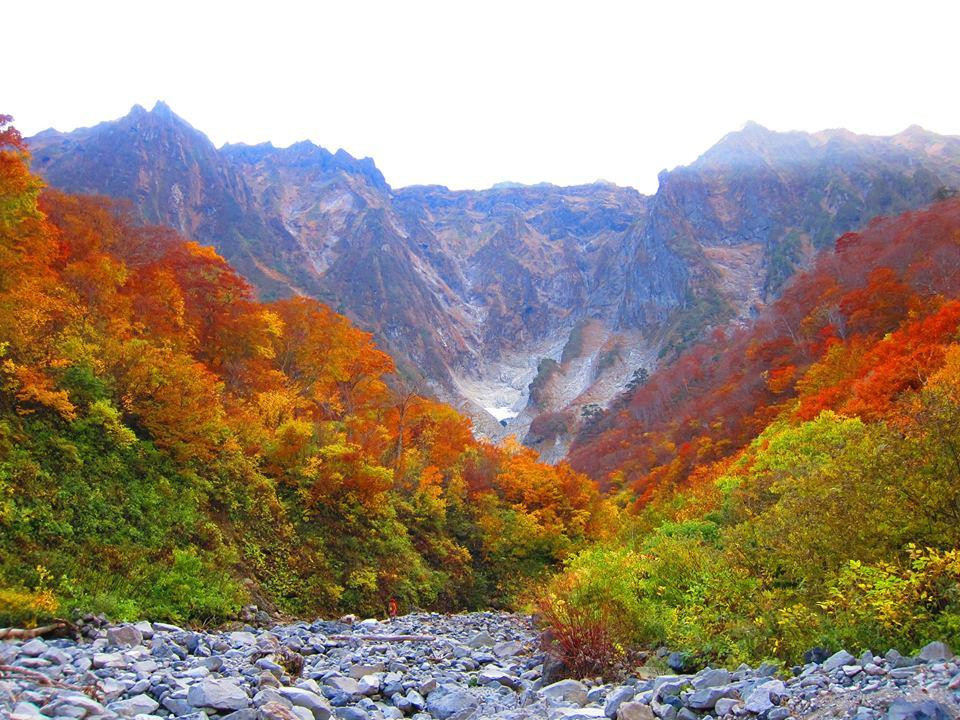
[1,612,959,720]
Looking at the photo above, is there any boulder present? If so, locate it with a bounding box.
[541,679,589,706]
[823,650,856,673]
[106,693,159,717]
[425,687,479,719]
[618,702,655,720]
[259,701,304,720]
[917,642,952,663]
[276,686,333,720]
[743,679,785,715]
[887,700,953,720]
[685,685,736,710]
[107,624,144,648]
[604,686,635,718]
[187,679,251,712]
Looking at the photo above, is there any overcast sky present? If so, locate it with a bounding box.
[6,0,960,192]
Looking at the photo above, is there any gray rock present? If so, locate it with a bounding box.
[743,679,785,714]
[605,686,635,718]
[107,693,160,716]
[187,678,251,711]
[823,650,856,673]
[465,631,494,649]
[224,710,259,720]
[333,708,370,720]
[18,639,48,657]
[327,677,361,695]
[107,624,144,648]
[666,652,689,673]
[887,699,953,720]
[356,674,380,696]
[259,701,304,720]
[685,685,736,710]
[917,642,952,663]
[478,667,522,690]
[425,687,479,719]
[541,679,589,705]
[347,664,385,680]
[692,668,731,689]
[277,686,333,720]
[493,640,524,658]
[713,698,739,716]
[767,709,791,720]
[617,702,655,720]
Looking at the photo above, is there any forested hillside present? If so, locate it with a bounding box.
[550,195,960,666]
[0,116,610,625]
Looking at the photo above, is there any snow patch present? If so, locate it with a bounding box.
[485,406,520,422]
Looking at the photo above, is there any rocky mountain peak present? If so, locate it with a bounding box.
[27,110,960,458]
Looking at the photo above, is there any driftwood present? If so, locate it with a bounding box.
[0,664,102,699]
[0,619,77,641]
[328,633,437,642]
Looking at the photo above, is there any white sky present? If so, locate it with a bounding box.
[6,0,960,193]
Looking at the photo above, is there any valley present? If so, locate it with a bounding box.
[28,106,960,457]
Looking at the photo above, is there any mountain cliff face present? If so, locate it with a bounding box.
[27,104,960,456]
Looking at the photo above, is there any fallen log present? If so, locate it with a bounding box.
[327,633,437,642]
[0,620,74,641]
[0,664,102,699]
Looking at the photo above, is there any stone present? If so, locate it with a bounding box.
[541,679,589,705]
[478,667,522,690]
[605,686,635,718]
[823,650,856,673]
[187,678,251,711]
[917,642,952,663]
[255,689,293,708]
[404,690,425,711]
[230,631,258,646]
[685,685,736,710]
[618,702,655,720]
[277,686,333,720]
[259,701,304,720]
[465,631,495,649]
[691,668,731,689]
[224,710,260,720]
[887,699,953,720]
[425,687,479,719]
[767,709,791,720]
[713,698,739,716]
[356,674,380,695]
[326,676,361,695]
[666,652,689,673]
[542,654,571,685]
[107,693,160,716]
[348,664,385,680]
[334,708,370,720]
[108,624,144,648]
[19,639,48,657]
[493,640,524,658]
[743,679,785,714]
[676,709,698,720]
[843,664,863,676]
[418,678,438,696]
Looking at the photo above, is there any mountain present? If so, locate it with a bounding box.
[27,105,960,457]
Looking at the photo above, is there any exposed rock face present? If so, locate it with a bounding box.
[28,105,960,456]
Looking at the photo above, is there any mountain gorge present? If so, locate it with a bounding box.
[28,104,960,458]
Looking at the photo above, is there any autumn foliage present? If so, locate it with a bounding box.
[0,116,609,623]
[550,193,960,665]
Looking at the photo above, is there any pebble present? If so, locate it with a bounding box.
[2,615,959,720]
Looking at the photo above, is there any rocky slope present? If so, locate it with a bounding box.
[2,613,959,720]
[27,105,960,456]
